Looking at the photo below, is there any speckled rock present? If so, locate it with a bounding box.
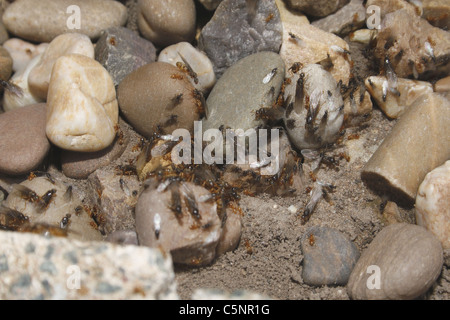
[0,104,50,176]
[135,179,222,266]
[416,160,450,249]
[0,230,178,299]
[311,0,366,36]
[28,33,94,100]
[5,176,103,241]
[301,226,360,286]
[2,38,48,72]
[46,54,119,152]
[285,0,349,17]
[158,42,216,93]
[118,62,202,139]
[95,27,157,87]
[203,52,285,132]
[347,223,443,300]
[199,0,283,78]
[0,46,12,81]
[138,0,196,48]
[3,0,128,43]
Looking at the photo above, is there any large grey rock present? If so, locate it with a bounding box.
[198,0,283,78]
[0,230,178,299]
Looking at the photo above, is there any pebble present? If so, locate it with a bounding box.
[365,76,434,119]
[434,76,450,93]
[422,0,450,30]
[311,0,366,36]
[4,176,103,242]
[198,0,283,78]
[347,223,443,300]
[343,88,373,128]
[215,207,242,256]
[0,20,8,45]
[198,0,224,11]
[0,46,12,81]
[158,42,216,93]
[137,0,196,48]
[300,226,360,286]
[105,229,139,246]
[46,54,119,152]
[0,231,177,299]
[2,54,44,112]
[0,104,50,176]
[415,160,450,249]
[87,168,141,235]
[135,179,222,266]
[283,64,344,150]
[202,52,285,132]
[365,0,421,20]
[2,38,48,73]
[28,33,94,101]
[285,0,349,17]
[349,29,378,45]
[117,62,201,139]
[3,0,128,43]
[374,9,450,79]
[61,122,128,180]
[381,201,403,225]
[95,27,157,87]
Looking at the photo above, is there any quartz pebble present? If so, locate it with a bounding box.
[415,160,450,249]
[2,38,48,73]
[46,54,119,152]
[3,0,128,43]
[5,176,103,242]
[95,27,157,87]
[285,0,349,17]
[0,104,50,176]
[199,0,283,78]
[135,179,222,266]
[118,62,201,139]
[28,33,94,101]
[158,42,216,93]
[138,0,196,48]
[301,226,360,286]
[365,76,433,119]
[347,223,443,300]
[0,230,177,299]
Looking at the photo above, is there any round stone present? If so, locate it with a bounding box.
[2,38,48,73]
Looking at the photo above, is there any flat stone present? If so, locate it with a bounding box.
[285,0,349,17]
[311,0,366,36]
[118,62,201,139]
[3,0,128,43]
[301,226,360,286]
[198,0,283,78]
[0,230,178,299]
[2,38,48,73]
[203,52,285,132]
[46,54,119,152]
[347,223,443,300]
[138,0,196,48]
[0,104,50,176]
[95,27,157,87]
[416,160,450,249]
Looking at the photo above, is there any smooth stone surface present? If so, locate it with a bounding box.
[347,223,443,300]
[0,46,12,81]
[416,160,450,249]
[2,38,48,73]
[311,0,366,36]
[138,0,196,48]
[3,0,128,43]
[158,42,216,93]
[199,0,283,78]
[203,52,285,132]
[46,54,119,152]
[118,62,201,139]
[135,180,222,266]
[61,122,128,179]
[301,226,360,286]
[3,54,44,112]
[434,76,450,93]
[28,33,94,101]
[5,176,103,242]
[0,104,50,175]
[0,230,178,299]
[95,27,157,87]
[365,76,434,119]
[286,0,349,17]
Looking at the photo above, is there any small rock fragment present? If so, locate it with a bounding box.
[415,160,450,249]
[347,223,443,300]
[382,201,402,225]
[285,0,349,17]
[349,29,378,45]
